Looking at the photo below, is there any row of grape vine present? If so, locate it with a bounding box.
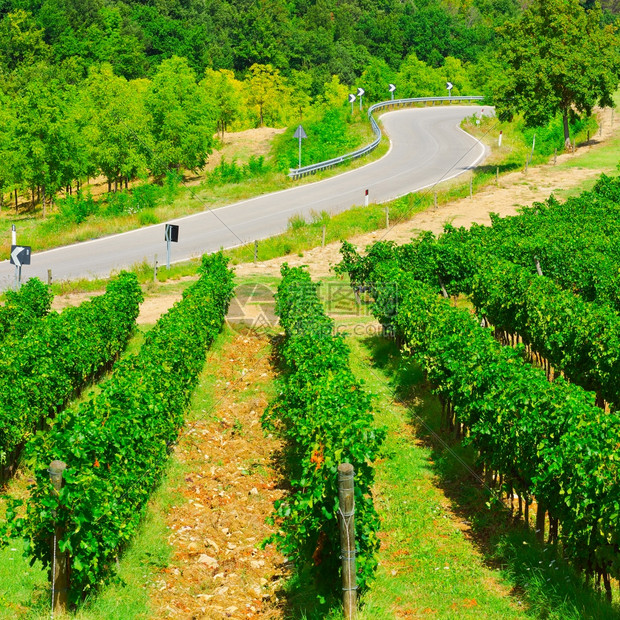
[3,253,234,602]
[263,264,385,592]
[0,272,143,473]
[369,265,620,598]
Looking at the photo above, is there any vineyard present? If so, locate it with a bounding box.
[3,173,620,618]
[336,172,620,607]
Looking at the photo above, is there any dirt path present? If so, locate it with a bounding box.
[149,331,287,619]
[236,107,617,281]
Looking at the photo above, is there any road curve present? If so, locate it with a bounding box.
[0,105,488,287]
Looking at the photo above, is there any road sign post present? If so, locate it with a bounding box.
[446,81,453,102]
[293,125,307,169]
[10,244,31,291]
[388,83,396,101]
[348,94,356,114]
[164,224,179,269]
[356,87,365,111]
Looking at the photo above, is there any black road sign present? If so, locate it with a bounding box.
[356,87,365,97]
[10,245,31,267]
[388,83,396,92]
[348,94,356,103]
[165,224,179,243]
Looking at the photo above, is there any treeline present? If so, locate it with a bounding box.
[1,0,617,211]
[0,0,523,86]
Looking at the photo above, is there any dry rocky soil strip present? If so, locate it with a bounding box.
[149,330,287,619]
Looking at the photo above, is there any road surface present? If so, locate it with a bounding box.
[0,105,489,287]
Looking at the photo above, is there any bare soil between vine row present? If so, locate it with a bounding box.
[148,331,287,619]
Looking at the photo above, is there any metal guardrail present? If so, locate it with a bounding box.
[288,95,484,179]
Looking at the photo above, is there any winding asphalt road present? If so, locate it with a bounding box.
[0,105,489,287]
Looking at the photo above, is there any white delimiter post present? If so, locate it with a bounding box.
[364,189,369,207]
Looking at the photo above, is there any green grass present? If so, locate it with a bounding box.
[345,334,526,619]
[0,541,47,618]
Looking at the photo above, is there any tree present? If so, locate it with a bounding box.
[360,57,397,103]
[145,56,216,175]
[287,70,312,122]
[245,63,287,127]
[81,64,151,191]
[0,10,50,73]
[317,74,349,110]
[441,56,476,97]
[397,52,445,98]
[10,63,85,216]
[201,68,244,141]
[0,87,16,210]
[493,0,620,148]
[84,6,147,79]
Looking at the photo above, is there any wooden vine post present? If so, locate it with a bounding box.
[338,463,357,619]
[49,460,69,613]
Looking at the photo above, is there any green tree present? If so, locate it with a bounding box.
[12,64,80,216]
[84,6,147,79]
[397,52,445,97]
[441,56,476,96]
[145,56,216,175]
[317,74,349,110]
[0,87,16,209]
[201,68,244,141]
[245,63,287,127]
[360,57,397,102]
[0,10,50,73]
[81,64,151,191]
[287,69,313,122]
[493,0,620,148]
